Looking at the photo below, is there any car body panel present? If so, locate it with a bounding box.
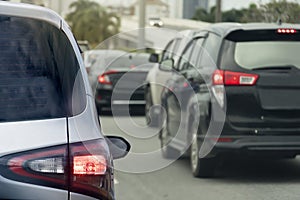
[0,1,61,27]
[0,176,68,200]
[0,119,67,157]
[68,96,103,143]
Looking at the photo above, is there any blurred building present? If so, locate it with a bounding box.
[165,0,210,19]
[132,0,169,18]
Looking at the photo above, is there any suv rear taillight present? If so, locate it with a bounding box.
[212,70,259,107]
[0,139,111,199]
[213,70,259,86]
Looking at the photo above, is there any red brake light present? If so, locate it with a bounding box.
[212,70,224,85]
[211,137,233,142]
[98,75,111,85]
[73,155,106,175]
[98,70,117,85]
[213,70,259,86]
[277,28,297,34]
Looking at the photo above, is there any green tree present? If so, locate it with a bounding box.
[192,8,213,22]
[192,6,216,23]
[65,0,120,47]
[260,0,300,23]
[240,3,264,22]
[192,0,300,23]
[222,9,244,22]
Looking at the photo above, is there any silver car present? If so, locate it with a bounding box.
[0,2,130,200]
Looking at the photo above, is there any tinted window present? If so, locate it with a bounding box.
[172,38,182,56]
[198,33,221,69]
[221,29,300,70]
[108,54,152,70]
[89,51,124,73]
[161,40,175,61]
[0,15,85,122]
[202,33,221,63]
[190,38,204,68]
[177,41,195,71]
[234,41,300,69]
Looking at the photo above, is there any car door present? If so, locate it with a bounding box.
[151,39,178,105]
[166,39,196,145]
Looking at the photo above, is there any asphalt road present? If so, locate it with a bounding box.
[100,115,300,200]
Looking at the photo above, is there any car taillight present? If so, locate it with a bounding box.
[98,70,117,85]
[212,70,259,107]
[73,155,106,175]
[213,70,259,86]
[277,28,297,34]
[0,139,111,199]
[211,137,233,142]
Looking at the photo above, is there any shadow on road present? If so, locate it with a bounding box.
[177,156,300,183]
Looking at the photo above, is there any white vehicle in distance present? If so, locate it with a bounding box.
[149,17,164,27]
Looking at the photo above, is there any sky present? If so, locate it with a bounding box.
[95,0,300,11]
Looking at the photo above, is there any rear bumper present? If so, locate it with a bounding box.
[95,88,145,109]
[199,135,300,158]
[0,176,68,200]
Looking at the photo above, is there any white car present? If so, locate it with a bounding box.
[145,30,198,127]
[149,17,164,27]
[0,2,130,200]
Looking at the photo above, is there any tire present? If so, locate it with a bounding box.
[159,114,180,159]
[145,88,160,127]
[190,120,217,178]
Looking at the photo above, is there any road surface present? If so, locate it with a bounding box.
[100,116,300,200]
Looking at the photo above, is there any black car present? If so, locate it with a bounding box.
[159,23,300,178]
[95,53,154,114]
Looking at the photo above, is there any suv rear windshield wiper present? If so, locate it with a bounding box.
[252,65,299,71]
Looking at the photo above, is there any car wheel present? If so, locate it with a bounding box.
[160,114,179,159]
[190,122,217,178]
[145,88,159,127]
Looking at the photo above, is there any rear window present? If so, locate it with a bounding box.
[235,41,300,69]
[0,15,85,122]
[107,54,152,70]
[221,29,300,70]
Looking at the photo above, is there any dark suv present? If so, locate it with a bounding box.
[159,23,300,177]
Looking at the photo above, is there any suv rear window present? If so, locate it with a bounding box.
[0,15,85,122]
[108,54,152,70]
[221,29,300,70]
[235,41,300,69]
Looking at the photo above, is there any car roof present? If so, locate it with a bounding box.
[0,1,61,28]
[200,22,300,38]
